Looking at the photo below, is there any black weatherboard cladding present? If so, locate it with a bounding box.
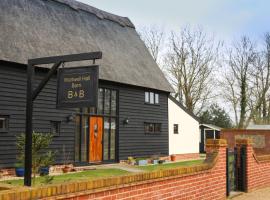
[101,81,169,160]
[0,63,169,167]
[0,63,76,168]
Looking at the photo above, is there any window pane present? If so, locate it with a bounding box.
[0,117,8,130]
[206,130,214,139]
[155,93,159,104]
[103,118,110,161]
[110,118,116,160]
[75,116,80,162]
[81,116,88,162]
[149,123,154,132]
[82,108,89,114]
[89,107,96,114]
[155,123,161,132]
[111,90,117,116]
[145,92,149,103]
[0,118,5,129]
[144,123,149,133]
[104,89,111,115]
[149,92,154,104]
[51,121,60,136]
[97,88,104,114]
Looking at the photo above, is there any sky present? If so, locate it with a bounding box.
[77,0,270,42]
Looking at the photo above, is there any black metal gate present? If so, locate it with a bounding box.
[226,147,247,196]
[237,146,247,192]
[226,148,237,196]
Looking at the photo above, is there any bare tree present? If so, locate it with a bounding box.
[221,71,240,125]
[164,26,220,114]
[248,33,270,124]
[223,36,257,128]
[138,25,165,66]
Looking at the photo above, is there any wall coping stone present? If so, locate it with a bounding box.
[205,139,227,147]
[236,138,253,145]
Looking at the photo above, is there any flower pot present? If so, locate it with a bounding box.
[62,166,73,173]
[170,155,176,162]
[15,167,25,177]
[39,167,50,176]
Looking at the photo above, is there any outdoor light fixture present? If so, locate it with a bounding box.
[123,118,129,125]
[66,114,75,122]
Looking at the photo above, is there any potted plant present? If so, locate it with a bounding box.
[14,162,24,177]
[16,132,54,185]
[127,157,136,165]
[39,151,55,176]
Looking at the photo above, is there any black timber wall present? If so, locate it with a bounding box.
[0,62,169,168]
[0,62,76,168]
[101,81,169,160]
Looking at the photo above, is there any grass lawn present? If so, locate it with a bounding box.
[1,168,130,187]
[137,159,204,171]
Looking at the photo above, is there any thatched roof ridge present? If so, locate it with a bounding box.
[51,0,134,28]
[0,0,173,92]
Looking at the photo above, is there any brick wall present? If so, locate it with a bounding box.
[173,153,201,161]
[236,139,270,192]
[221,129,270,154]
[0,140,227,200]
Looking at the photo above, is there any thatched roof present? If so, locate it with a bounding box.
[0,0,173,92]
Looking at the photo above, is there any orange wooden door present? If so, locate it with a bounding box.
[89,117,103,162]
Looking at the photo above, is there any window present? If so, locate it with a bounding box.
[174,124,179,134]
[145,92,149,103]
[155,93,159,104]
[145,91,160,105]
[104,89,111,115]
[144,123,162,134]
[0,116,9,132]
[96,88,117,116]
[149,92,154,104]
[51,121,61,136]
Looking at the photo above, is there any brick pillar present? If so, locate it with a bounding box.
[205,139,227,198]
[205,139,227,164]
[205,139,227,153]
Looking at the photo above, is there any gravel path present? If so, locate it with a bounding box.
[231,187,270,200]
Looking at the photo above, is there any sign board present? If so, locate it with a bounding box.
[57,66,99,108]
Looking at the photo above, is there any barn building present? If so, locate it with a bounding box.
[0,0,174,168]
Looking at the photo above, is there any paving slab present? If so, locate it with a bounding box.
[231,187,270,200]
